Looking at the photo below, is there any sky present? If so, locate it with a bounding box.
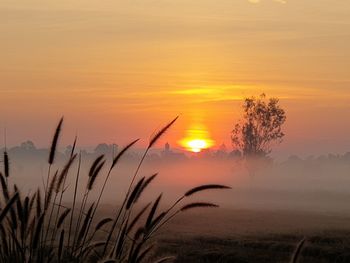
[0,0,350,156]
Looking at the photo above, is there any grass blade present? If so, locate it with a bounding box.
[0,192,19,222]
[291,238,306,263]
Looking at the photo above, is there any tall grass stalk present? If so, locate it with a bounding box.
[67,152,82,252]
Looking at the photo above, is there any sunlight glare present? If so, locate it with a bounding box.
[187,139,208,152]
[179,125,214,153]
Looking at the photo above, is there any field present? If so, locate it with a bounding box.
[150,209,350,263]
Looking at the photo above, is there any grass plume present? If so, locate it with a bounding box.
[149,116,178,148]
[185,184,232,197]
[48,117,63,165]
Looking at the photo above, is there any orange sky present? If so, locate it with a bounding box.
[0,0,350,156]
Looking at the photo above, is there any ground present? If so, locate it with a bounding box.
[149,208,350,263]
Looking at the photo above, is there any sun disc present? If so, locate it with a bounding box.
[178,125,215,153]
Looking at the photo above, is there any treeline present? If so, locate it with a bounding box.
[3,140,350,166]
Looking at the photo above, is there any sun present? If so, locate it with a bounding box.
[179,125,214,153]
[187,139,209,153]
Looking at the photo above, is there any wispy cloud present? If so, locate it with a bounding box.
[170,88,221,96]
[274,0,287,3]
[168,86,253,104]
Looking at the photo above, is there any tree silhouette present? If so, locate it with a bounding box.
[231,94,286,159]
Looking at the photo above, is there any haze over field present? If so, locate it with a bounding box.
[4,143,350,214]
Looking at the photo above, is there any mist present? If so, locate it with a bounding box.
[6,144,350,214]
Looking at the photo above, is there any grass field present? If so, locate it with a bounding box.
[150,209,350,263]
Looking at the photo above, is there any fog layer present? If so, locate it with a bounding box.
[5,145,350,214]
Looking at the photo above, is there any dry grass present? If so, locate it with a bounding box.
[0,117,230,263]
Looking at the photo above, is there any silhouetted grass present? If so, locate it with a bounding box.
[0,117,230,263]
